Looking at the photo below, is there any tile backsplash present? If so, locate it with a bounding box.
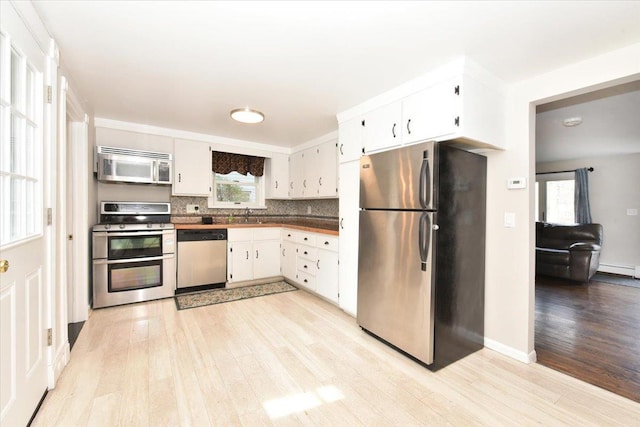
[171,196,338,220]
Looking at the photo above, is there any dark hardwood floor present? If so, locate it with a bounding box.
[535,275,640,403]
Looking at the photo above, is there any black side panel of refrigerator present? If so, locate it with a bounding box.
[430,144,487,370]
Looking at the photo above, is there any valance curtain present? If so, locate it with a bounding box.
[574,167,592,224]
[211,151,265,177]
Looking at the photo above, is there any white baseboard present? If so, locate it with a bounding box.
[598,263,635,277]
[48,342,70,389]
[484,337,536,364]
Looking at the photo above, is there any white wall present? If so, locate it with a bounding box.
[537,154,640,273]
[484,42,640,362]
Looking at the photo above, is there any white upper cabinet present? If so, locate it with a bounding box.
[362,102,403,154]
[289,150,305,198]
[338,117,364,163]
[343,59,506,155]
[289,139,338,199]
[173,139,211,196]
[265,153,290,199]
[315,141,338,197]
[402,78,458,145]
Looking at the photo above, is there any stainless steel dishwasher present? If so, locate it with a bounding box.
[177,229,227,292]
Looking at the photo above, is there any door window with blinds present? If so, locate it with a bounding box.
[0,32,43,246]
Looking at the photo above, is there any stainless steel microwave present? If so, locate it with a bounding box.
[96,146,172,185]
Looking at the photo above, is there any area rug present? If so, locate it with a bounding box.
[592,273,640,289]
[175,281,297,310]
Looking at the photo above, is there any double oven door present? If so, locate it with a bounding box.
[92,229,176,308]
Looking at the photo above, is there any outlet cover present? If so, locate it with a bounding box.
[186,204,199,214]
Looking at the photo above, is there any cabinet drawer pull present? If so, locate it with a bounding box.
[304,237,308,241]
[324,241,329,245]
[392,123,396,138]
[407,119,411,134]
[304,265,308,269]
[304,279,308,283]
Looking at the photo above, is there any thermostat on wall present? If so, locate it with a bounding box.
[507,177,527,189]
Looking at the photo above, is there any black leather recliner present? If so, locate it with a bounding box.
[535,222,603,283]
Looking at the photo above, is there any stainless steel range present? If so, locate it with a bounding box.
[92,202,176,308]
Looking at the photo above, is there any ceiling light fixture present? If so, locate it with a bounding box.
[562,116,583,127]
[230,108,264,124]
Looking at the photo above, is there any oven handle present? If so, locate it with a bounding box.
[93,254,174,265]
[92,230,171,238]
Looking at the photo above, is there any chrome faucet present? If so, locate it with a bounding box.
[245,207,253,223]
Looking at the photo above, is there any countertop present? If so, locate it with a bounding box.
[173,220,339,236]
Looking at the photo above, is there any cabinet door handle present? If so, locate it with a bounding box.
[304,251,308,255]
[290,181,293,189]
[304,264,308,269]
[316,260,320,269]
[287,233,291,237]
[324,241,329,245]
[275,180,278,189]
[392,123,396,138]
[304,237,308,241]
[256,250,259,259]
[339,144,344,155]
[304,279,308,283]
[319,177,322,186]
[407,119,411,134]
[178,173,182,183]
[282,248,285,256]
[246,251,249,260]
[340,218,344,229]
[303,179,306,188]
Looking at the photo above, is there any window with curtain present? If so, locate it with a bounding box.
[209,151,265,208]
[538,178,575,224]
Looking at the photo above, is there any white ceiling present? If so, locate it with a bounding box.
[536,81,640,163]
[32,1,640,148]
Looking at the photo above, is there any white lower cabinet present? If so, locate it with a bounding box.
[253,240,281,279]
[228,241,253,283]
[282,228,339,304]
[316,243,339,303]
[227,228,281,284]
[281,240,297,280]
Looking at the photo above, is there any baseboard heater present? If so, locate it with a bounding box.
[598,263,640,279]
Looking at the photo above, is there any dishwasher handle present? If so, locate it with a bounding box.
[177,229,227,241]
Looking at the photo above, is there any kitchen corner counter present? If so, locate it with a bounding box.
[173,219,339,236]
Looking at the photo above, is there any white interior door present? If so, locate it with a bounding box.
[0,6,49,426]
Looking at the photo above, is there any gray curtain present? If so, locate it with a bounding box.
[575,168,592,223]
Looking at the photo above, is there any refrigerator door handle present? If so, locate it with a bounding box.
[418,212,430,271]
[419,152,430,209]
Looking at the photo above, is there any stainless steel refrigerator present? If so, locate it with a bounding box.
[358,140,486,370]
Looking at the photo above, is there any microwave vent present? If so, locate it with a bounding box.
[97,146,173,160]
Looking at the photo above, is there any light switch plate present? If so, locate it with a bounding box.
[504,212,516,228]
[627,208,638,216]
[186,204,199,214]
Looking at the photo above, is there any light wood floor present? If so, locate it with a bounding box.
[33,288,640,426]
